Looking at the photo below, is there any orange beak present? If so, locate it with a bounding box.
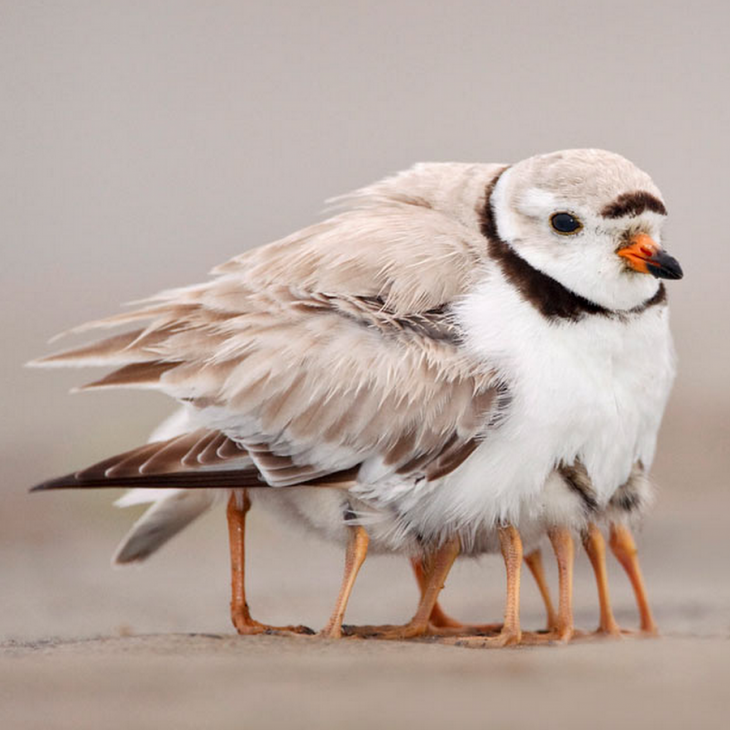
[617,233,683,280]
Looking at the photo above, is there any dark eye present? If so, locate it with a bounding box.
[550,212,583,235]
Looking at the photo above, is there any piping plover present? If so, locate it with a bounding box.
[31,149,681,644]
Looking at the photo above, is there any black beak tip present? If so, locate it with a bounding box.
[646,253,683,281]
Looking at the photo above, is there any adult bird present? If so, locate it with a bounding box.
[31,149,681,645]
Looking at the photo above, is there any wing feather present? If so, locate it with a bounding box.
[31,168,504,491]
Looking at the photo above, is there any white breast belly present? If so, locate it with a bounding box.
[403,276,675,538]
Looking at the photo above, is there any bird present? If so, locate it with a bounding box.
[30,149,682,645]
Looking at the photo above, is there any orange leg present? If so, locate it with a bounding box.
[609,523,658,635]
[547,526,575,642]
[453,524,524,648]
[409,554,502,636]
[524,548,558,631]
[226,492,312,635]
[583,523,622,636]
[419,547,556,636]
[411,556,463,629]
[319,525,370,638]
[349,536,461,640]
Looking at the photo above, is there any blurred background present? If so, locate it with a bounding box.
[1,1,729,728]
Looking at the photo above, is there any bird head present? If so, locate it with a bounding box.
[489,149,682,312]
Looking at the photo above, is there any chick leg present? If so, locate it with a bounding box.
[524,548,558,631]
[409,556,500,635]
[609,523,658,635]
[319,525,370,638]
[411,556,462,629]
[350,536,460,640]
[546,526,575,642]
[583,522,622,636]
[452,524,524,648]
[422,546,557,636]
[409,553,503,636]
[227,492,312,635]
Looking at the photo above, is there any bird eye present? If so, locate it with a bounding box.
[550,212,583,235]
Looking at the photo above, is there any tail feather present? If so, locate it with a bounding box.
[47,302,195,342]
[75,361,180,391]
[113,490,217,564]
[28,330,147,368]
[114,488,178,508]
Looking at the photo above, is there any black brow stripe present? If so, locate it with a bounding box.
[600,191,667,219]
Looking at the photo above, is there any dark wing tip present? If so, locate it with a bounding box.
[29,465,358,493]
[30,473,82,492]
[29,468,270,493]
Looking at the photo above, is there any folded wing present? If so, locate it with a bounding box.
[31,176,501,492]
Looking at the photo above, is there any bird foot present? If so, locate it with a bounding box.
[425,621,504,638]
[518,627,581,645]
[317,623,348,639]
[341,621,430,640]
[265,625,316,637]
[232,616,314,636]
[639,624,660,638]
[590,624,659,640]
[446,627,524,649]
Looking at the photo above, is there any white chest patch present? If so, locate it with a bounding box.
[386,271,676,538]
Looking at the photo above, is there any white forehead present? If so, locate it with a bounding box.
[515,186,560,217]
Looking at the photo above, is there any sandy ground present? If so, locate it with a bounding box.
[1,406,730,729]
[2,634,729,730]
